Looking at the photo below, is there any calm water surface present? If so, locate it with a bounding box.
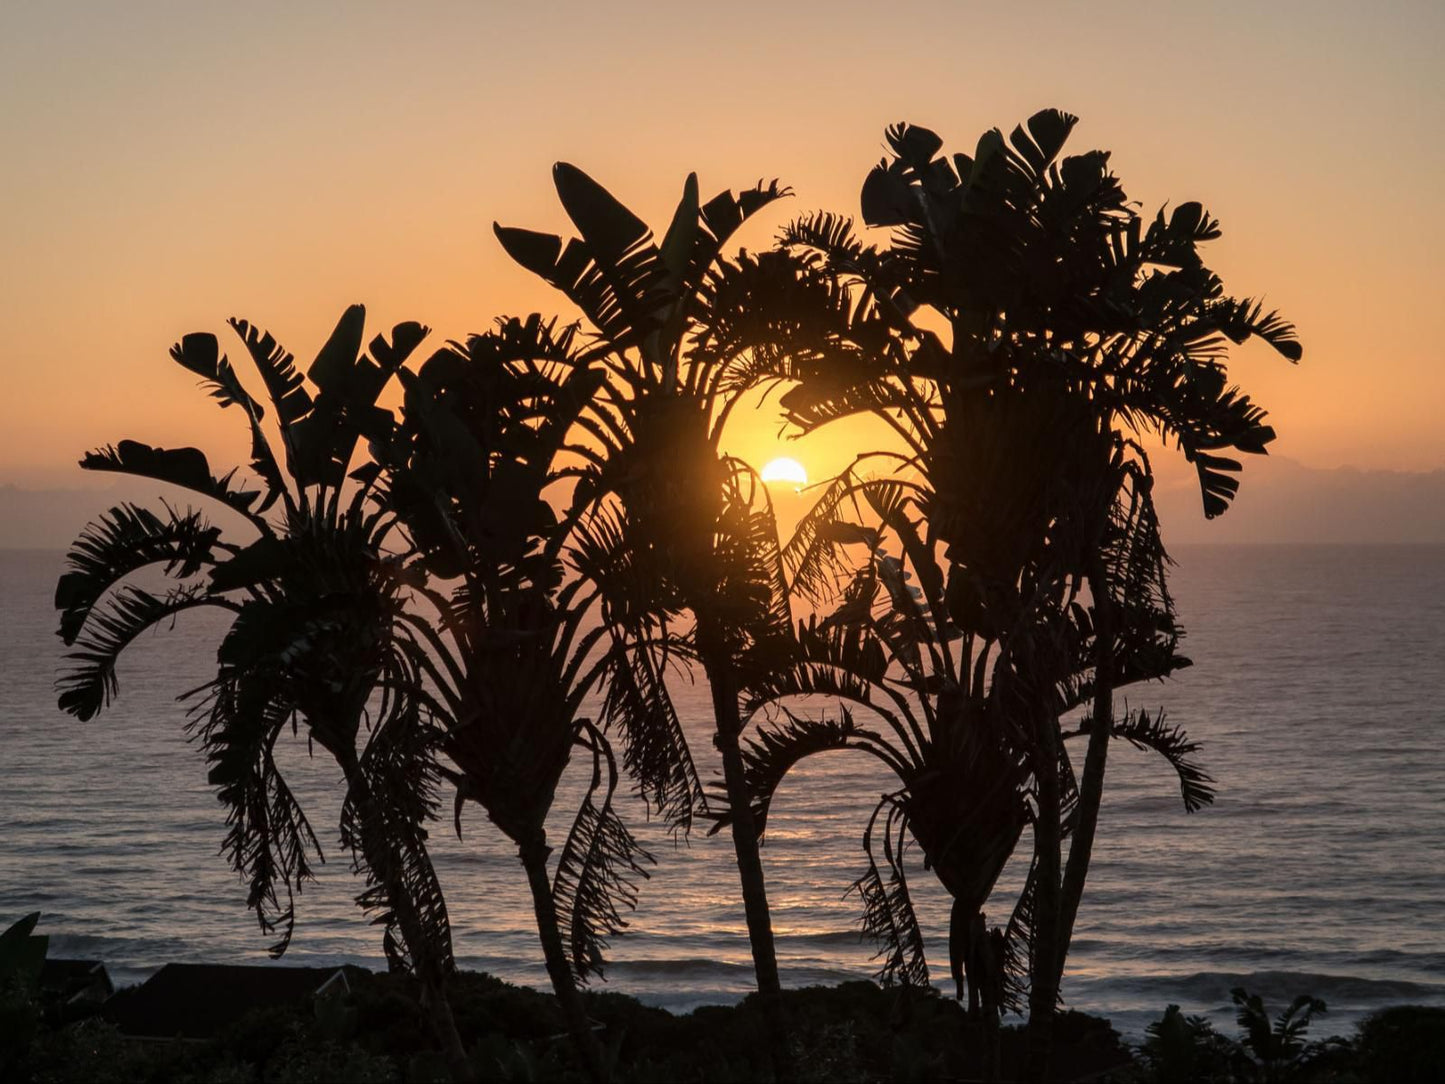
[2,545,1442,1039]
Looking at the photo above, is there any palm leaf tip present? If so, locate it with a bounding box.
[1111,708,1215,812]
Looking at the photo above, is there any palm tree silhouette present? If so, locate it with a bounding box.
[373,315,653,1084]
[719,109,1299,1078]
[53,308,473,1080]
[493,167,798,1012]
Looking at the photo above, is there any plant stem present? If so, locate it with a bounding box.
[1056,559,1115,987]
[519,834,608,1084]
[1025,693,1063,1084]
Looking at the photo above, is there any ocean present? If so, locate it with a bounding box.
[2,545,1443,1041]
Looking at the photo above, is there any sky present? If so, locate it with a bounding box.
[2,1,1442,540]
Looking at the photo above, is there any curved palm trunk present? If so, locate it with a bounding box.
[1024,696,1063,1084]
[336,752,473,1083]
[1056,562,1116,987]
[697,618,790,1077]
[705,661,782,995]
[518,834,608,1084]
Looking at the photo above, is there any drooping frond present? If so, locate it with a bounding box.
[597,629,704,835]
[55,503,221,645]
[849,796,929,989]
[341,676,453,978]
[186,676,323,958]
[57,583,224,721]
[553,723,654,983]
[712,463,796,690]
[710,707,877,838]
[1109,707,1215,812]
[572,505,705,833]
[999,855,1039,1013]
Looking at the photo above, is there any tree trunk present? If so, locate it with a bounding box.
[519,834,608,1084]
[709,680,782,995]
[1025,696,1063,1084]
[419,976,474,1084]
[698,621,790,1077]
[1056,561,1115,989]
[696,617,781,996]
[337,752,473,1082]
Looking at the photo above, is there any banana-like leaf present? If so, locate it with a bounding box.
[291,307,427,488]
[169,333,287,513]
[81,441,263,522]
[228,317,312,426]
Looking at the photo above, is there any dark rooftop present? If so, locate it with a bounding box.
[107,962,361,1040]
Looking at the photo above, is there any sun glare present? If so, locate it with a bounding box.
[760,457,808,488]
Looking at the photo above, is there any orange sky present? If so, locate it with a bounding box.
[3,1,1442,500]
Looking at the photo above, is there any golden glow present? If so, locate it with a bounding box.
[760,457,808,487]
[2,1,1440,543]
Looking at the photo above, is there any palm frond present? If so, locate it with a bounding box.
[849,796,929,988]
[553,723,654,983]
[55,503,221,645]
[999,855,1039,1013]
[186,676,323,958]
[1109,707,1215,812]
[597,629,704,834]
[709,707,870,838]
[341,678,453,977]
[228,317,313,426]
[57,583,223,721]
[1206,296,1303,362]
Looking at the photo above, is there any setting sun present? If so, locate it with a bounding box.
[759,456,808,487]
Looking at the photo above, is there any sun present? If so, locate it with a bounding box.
[760,456,808,488]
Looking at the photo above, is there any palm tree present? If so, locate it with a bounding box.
[53,308,473,1080]
[492,168,798,1006]
[726,443,1214,1074]
[718,109,1299,1076]
[373,315,654,1084]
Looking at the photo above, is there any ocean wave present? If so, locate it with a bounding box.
[1075,969,1445,1008]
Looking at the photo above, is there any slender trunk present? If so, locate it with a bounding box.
[419,977,473,1084]
[980,926,1004,1084]
[337,752,473,1082]
[1056,561,1115,988]
[519,834,608,1084]
[697,620,781,996]
[697,619,790,1078]
[1025,695,1063,1084]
